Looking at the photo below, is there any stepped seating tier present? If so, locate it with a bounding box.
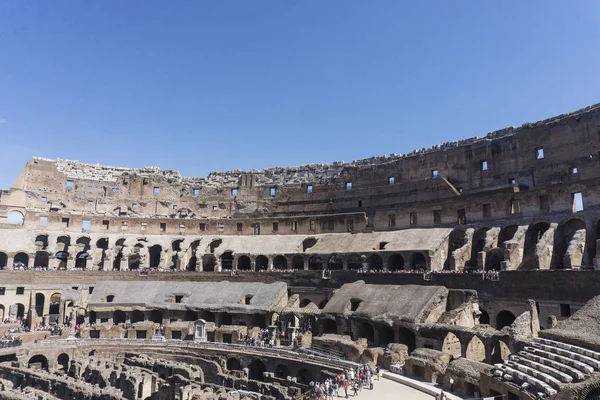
[509,355,573,383]
[493,364,557,396]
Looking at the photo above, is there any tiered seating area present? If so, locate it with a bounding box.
[491,337,600,397]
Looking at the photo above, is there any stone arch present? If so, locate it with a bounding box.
[356,321,375,344]
[6,210,24,225]
[378,324,395,346]
[0,252,7,268]
[297,368,313,384]
[208,239,222,253]
[466,336,486,362]
[184,310,198,322]
[274,364,290,379]
[410,253,427,270]
[318,299,329,309]
[200,310,215,322]
[75,251,89,269]
[479,309,490,325]
[76,236,91,251]
[131,310,144,323]
[302,238,318,252]
[248,359,267,381]
[15,303,25,320]
[35,234,49,249]
[13,252,29,269]
[220,312,233,326]
[291,255,304,270]
[114,310,127,324]
[442,332,462,358]
[273,255,287,270]
[388,253,405,271]
[149,245,162,269]
[251,314,266,329]
[327,255,343,270]
[0,304,4,322]
[35,293,45,317]
[495,310,516,330]
[470,228,490,267]
[34,251,50,268]
[319,318,337,334]
[237,255,251,271]
[367,254,383,271]
[255,255,269,270]
[49,293,61,323]
[221,251,234,270]
[398,327,416,352]
[128,252,140,270]
[498,225,518,245]
[308,256,323,270]
[28,354,48,371]
[485,248,505,271]
[521,221,551,269]
[57,353,70,373]
[226,358,241,370]
[299,299,312,308]
[347,254,363,270]
[554,218,587,269]
[491,340,511,364]
[202,254,216,272]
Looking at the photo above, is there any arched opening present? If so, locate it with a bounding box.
[237,255,251,271]
[0,253,7,268]
[248,359,267,381]
[13,253,29,269]
[379,324,395,346]
[57,235,71,250]
[35,235,49,249]
[34,251,50,268]
[327,256,343,270]
[466,336,486,362]
[202,254,216,272]
[347,254,363,270]
[221,251,234,270]
[444,229,466,270]
[585,388,600,400]
[555,218,587,269]
[388,253,405,271]
[479,309,490,325]
[255,255,269,270]
[273,255,288,270]
[302,238,318,252]
[318,299,329,309]
[96,238,109,250]
[209,239,222,253]
[297,368,313,384]
[367,254,383,271]
[184,310,198,321]
[469,228,489,267]
[251,314,265,329]
[149,245,162,269]
[275,364,290,379]
[75,251,89,269]
[89,311,97,324]
[291,255,304,270]
[498,225,518,245]
[113,310,127,324]
[57,353,70,373]
[299,299,312,308]
[308,256,323,270]
[319,319,337,334]
[0,304,4,322]
[49,293,61,324]
[55,251,69,270]
[112,250,123,271]
[128,251,141,270]
[187,240,200,271]
[442,332,462,358]
[226,358,241,370]
[35,293,45,317]
[410,253,427,270]
[521,222,551,269]
[491,341,511,364]
[28,355,48,371]
[200,310,215,322]
[150,310,163,324]
[220,312,233,326]
[398,327,416,352]
[496,310,516,330]
[485,248,505,271]
[6,210,24,225]
[131,310,144,323]
[356,321,375,344]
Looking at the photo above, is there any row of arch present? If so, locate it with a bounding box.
[225,357,314,383]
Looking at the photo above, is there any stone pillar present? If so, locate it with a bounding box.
[6,256,14,270]
[27,255,35,269]
[477,251,486,270]
[120,258,128,271]
[66,257,76,270]
[303,259,309,270]
[343,258,348,270]
[251,259,256,272]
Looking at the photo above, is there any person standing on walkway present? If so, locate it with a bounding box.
[449,377,454,392]
[352,381,359,397]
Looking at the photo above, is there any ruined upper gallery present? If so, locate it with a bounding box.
[1,102,599,237]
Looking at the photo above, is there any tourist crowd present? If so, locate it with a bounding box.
[0,334,22,348]
[311,364,379,400]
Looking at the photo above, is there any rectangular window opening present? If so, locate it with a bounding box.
[16,287,24,295]
[82,220,91,233]
[218,223,224,232]
[572,167,578,174]
[572,192,584,212]
[231,188,238,197]
[432,170,439,178]
[213,205,218,211]
[112,188,119,193]
[291,221,297,231]
[272,222,279,232]
[433,210,442,224]
[309,220,315,231]
[388,177,395,185]
[560,304,571,317]
[510,200,520,214]
[193,189,200,197]
[61,217,70,228]
[121,221,128,231]
[482,203,492,218]
[346,182,353,190]
[237,223,243,232]
[153,187,160,195]
[536,148,545,159]
[307,185,313,194]
[480,160,488,171]
[88,200,93,206]
[66,180,74,189]
[409,212,417,225]
[102,220,110,229]
[41,196,47,202]
[388,214,396,227]
[199,223,206,232]
[539,195,550,213]
[39,216,48,226]
[457,208,466,225]
[269,187,276,197]
[160,223,166,232]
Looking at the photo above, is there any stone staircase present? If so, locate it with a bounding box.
[491,337,600,397]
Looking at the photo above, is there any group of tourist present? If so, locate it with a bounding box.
[311,364,379,400]
[0,334,22,348]
[243,329,274,347]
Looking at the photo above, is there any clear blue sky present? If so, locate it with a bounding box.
[1,1,599,189]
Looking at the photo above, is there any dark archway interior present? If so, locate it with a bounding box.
[248,359,267,381]
[255,255,268,270]
[292,256,304,270]
[221,251,234,269]
[273,255,287,270]
[410,253,427,270]
[114,310,126,324]
[496,310,516,329]
[319,319,337,334]
[308,256,323,270]
[388,254,404,271]
[238,255,251,270]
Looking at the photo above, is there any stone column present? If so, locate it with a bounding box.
[343,258,348,270]
[477,251,486,270]
[6,256,14,270]
[27,255,35,269]
[303,259,309,270]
